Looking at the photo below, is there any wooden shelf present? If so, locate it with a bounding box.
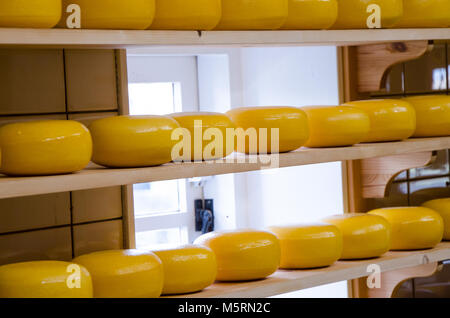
[1,137,450,199]
[167,242,450,298]
[0,28,449,48]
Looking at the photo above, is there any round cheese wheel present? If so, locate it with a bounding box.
[395,0,450,28]
[226,106,309,154]
[0,0,61,28]
[150,0,221,30]
[403,95,450,137]
[59,0,155,30]
[332,0,403,29]
[281,0,338,30]
[194,230,280,281]
[154,245,217,295]
[422,198,450,240]
[0,120,92,176]
[215,0,288,30]
[89,115,181,168]
[268,223,342,269]
[322,213,391,259]
[301,106,370,148]
[342,99,416,142]
[0,261,93,298]
[169,112,235,161]
[369,207,444,250]
[73,249,163,298]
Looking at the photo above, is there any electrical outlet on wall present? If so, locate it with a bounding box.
[195,199,214,234]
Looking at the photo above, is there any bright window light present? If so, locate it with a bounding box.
[135,227,187,250]
[133,180,185,216]
[128,81,188,250]
[128,82,182,115]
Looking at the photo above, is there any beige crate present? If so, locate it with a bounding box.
[0,49,66,115]
[65,50,118,112]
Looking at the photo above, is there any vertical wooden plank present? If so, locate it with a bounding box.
[115,49,130,116]
[340,43,441,298]
[73,220,124,257]
[115,48,136,249]
[339,45,367,298]
[121,186,136,249]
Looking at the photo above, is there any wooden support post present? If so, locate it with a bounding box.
[361,152,435,198]
[356,41,430,93]
[356,263,441,298]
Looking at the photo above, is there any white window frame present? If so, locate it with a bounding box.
[127,54,203,246]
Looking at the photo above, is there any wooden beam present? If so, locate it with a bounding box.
[1,138,450,200]
[0,28,448,48]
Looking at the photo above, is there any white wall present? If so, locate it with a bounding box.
[234,47,344,229]
[239,47,340,107]
[234,47,347,298]
[197,54,238,231]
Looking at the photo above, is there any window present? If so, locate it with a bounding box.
[136,228,187,250]
[127,55,201,250]
[128,82,182,115]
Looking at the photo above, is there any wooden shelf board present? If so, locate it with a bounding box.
[167,242,450,298]
[0,28,449,48]
[1,137,450,199]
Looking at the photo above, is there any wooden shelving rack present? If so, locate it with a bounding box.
[0,28,449,47]
[169,242,450,298]
[1,27,449,298]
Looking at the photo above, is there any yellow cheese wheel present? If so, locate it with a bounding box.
[0,261,93,298]
[342,99,416,142]
[169,112,235,161]
[154,245,217,295]
[332,0,403,29]
[215,0,288,30]
[403,95,450,137]
[150,0,221,30]
[268,223,342,269]
[395,0,450,28]
[194,230,281,281]
[226,107,309,154]
[73,249,163,298]
[59,0,155,30]
[0,120,92,176]
[422,198,450,240]
[322,214,391,259]
[0,0,61,28]
[280,0,338,30]
[301,106,370,148]
[89,115,180,168]
[369,207,444,250]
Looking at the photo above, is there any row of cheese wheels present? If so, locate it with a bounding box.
[0,202,449,298]
[1,0,449,30]
[1,94,449,176]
